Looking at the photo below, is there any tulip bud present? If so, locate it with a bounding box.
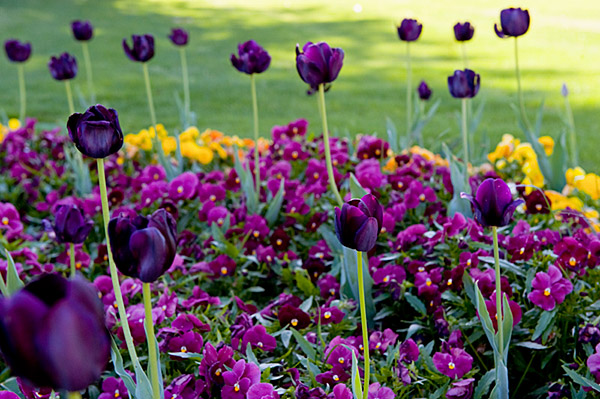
[168,28,189,46]
[461,178,524,227]
[231,40,271,75]
[454,22,474,42]
[335,194,383,252]
[397,19,423,42]
[71,20,93,41]
[123,34,155,62]
[494,8,530,38]
[48,52,77,81]
[561,83,569,98]
[4,40,31,63]
[417,80,432,100]
[296,41,344,93]
[447,69,480,99]
[67,104,124,159]
[53,204,93,244]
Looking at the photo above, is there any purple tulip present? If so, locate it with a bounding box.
[0,274,110,391]
[123,34,155,62]
[231,40,271,75]
[397,18,423,42]
[67,104,123,159]
[4,40,31,63]
[446,378,475,399]
[52,204,93,244]
[495,8,530,38]
[108,209,177,282]
[295,41,344,93]
[48,53,77,81]
[432,348,473,379]
[447,69,480,99]
[528,265,573,311]
[335,194,383,252]
[247,383,279,399]
[460,178,524,227]
[417,80,432,100]
[168,28,189,46]
[454,22,474,42]
[71,20,93,41]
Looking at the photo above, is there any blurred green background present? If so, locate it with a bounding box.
[1,0,599,169]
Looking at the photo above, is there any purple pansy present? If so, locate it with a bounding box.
[432,347,473,379]
[221,359,260,399]
[528,265,573,311]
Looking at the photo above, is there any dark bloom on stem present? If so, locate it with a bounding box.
[461,178,524,227]
[71,20,93,41]
[48,53,77,81]
[417,80,432,100]
[53,204,93,244]
[67,104,123,158]
[454,22,474,42]
[0,274,110,391]
[122,34,155,62]
[495,8,530,38]
[230,40,271,75]
[4,40,31,62]
[397,18,423,41]
[108,209,177,283]
[335,194,383,252]
[295,41,344,93]
[448,69,480,99]
[168,28,189,46]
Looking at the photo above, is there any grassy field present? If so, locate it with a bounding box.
[1,0,599,169]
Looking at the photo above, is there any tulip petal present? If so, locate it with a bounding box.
[354,217,379,252]
[129,227,169,282]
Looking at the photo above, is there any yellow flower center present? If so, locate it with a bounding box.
[519,247,525,255]
[383,276,390,283]
[466,259,472,266]
[292,127,298,134]
[153,173,159,180]
[313,172,319,179]
[253,230,260,238]
[257,342,263,348]
[235,178,240,184]
[362,154,368,159]
[324,311,331,319]
[569,257,577,266]
[330,288,336,295]
[210,195,217,201]
[448,362,455,370]
[215,368,222,376]
[114,390,120,398]
[418,266,425,272]
[333,374,340,381]
[1,217,8,226]
[397,182,404,189]
[419,194,426,201]
[234,383,240,392]
[221,267,228,275]
[180,346,187,353]
[177,186,183,194]
[375,342,381,349]
[291,318,298,326]
[447,279,453,286]
[276,239,282,246]
[103,255,108,261]
[426,278,432,287]
[217,218,224,225]
[535,204,542,210]
[338,357,344,364]
[375,149,381,155]
[333,160,338,166]
[544,288,551,297]
[76,262,82,269]
[292,151,298,159]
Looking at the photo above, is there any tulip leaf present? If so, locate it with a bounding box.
[110,337,138,398]
[265,178,285,226]
[144,319,165,399]
[474,369,496,399]
[532,308,557,341]
[318,225,343,255]
[0,377,25,399]
[350,349,363,399]
[442,143,473,219]
[3,248,23,295]
[64,146,92,197]
[562,365,600,392]
[233,145,257,214]
[349,173,369,198]
[473,283,499,356]
[133,361,154,399]
[495,359,510,399]
[340,247,375,327]
[404,292,426,316]
[386,117,399,154]
[290,327,316,359]
[411,99,441,148]
[501,293,514,361]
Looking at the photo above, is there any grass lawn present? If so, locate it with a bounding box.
[1,0,599,170]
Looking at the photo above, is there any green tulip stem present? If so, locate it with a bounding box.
[65,80,75,115]
[96,158,140,366]
[142,63,158,128]
[17,64,26,122]
[514,38,532,133]
[565,95,578,166]
[69,242,76,278]
[250,74,261,202]
[49,391,56,399]
[493,226,503,357]
[406,42,412,137]
[461,98,469,190]
[317,84,343,207]
[461,42,469,68]
[179,47,190,127]
[143,282,161,399]
[67,392,81,399]
[357,250,370,397]
[82,42,95,103]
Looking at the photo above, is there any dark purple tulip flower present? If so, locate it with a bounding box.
[335,194,383,252]
[461,178,524,227]
[53,204,93,244]
[108,209,177,283]
[454,22,474,42]
[0,274,110,391]
[48,53,78,81]
[71,20,93,41]
[123,34,155,62]
[417,80,432,100]
[447,69,480,98]
[4,40,32,63]
[67,104,123,159]
[495,8,530,38]
[168,28,189,46]
[231,40,271,75]
[397,18,423,42]
[296,41,344,93]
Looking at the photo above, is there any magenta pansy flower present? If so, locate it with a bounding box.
[528,265,573,311]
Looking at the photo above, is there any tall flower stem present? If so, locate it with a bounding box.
[82,42,95,103]
[564,95,578,166]
[65,80,75,115]
[317,84,343,207]
[406,42,412,137]
[461,98,469,190]
[17,64,26,122]
[69,242,76,278]
[67,392,81,399]
[357,250,370,397]
[179,47,190,127]
[461,43,468,68]
[143,282,161,399]
[492,226,503,357]
[142,63,158,128]
[514,38,532,133]
[97,158,140,366]
[250,74,261,202]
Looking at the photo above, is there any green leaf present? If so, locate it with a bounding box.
[474,284,499,356]
[290,327,317,359]
[210,223,239,258]
[386,117,399,154]
[340,247,375,327]
[443,143,473,218]
[295,269,319,297]
[532,309,557,341]
[143,318,164,399]
[349,173,369,199]
[233,144,257,214]
[515,342,547,350]
[265,178,285,226]
[110,337,137,398]
[495,360,510,399]
[474,369,496,399]
[3,249,23,295]
[246,343,260,367]
[501,293,514,360]
[350,350,363,399]
[167,351,203,360]
[0,377,25,399]
[318,225,343,255]
[280,330,292,348]
[563,365,600,392]
[404,292,426,316]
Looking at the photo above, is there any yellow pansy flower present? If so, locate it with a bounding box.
[8,118,21,130]
[488,134,519,163]
[574,173,600,200]
[538,136,554,156]
[161,136,177,156]
[566,167,586,186]
[544,190,583,211]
